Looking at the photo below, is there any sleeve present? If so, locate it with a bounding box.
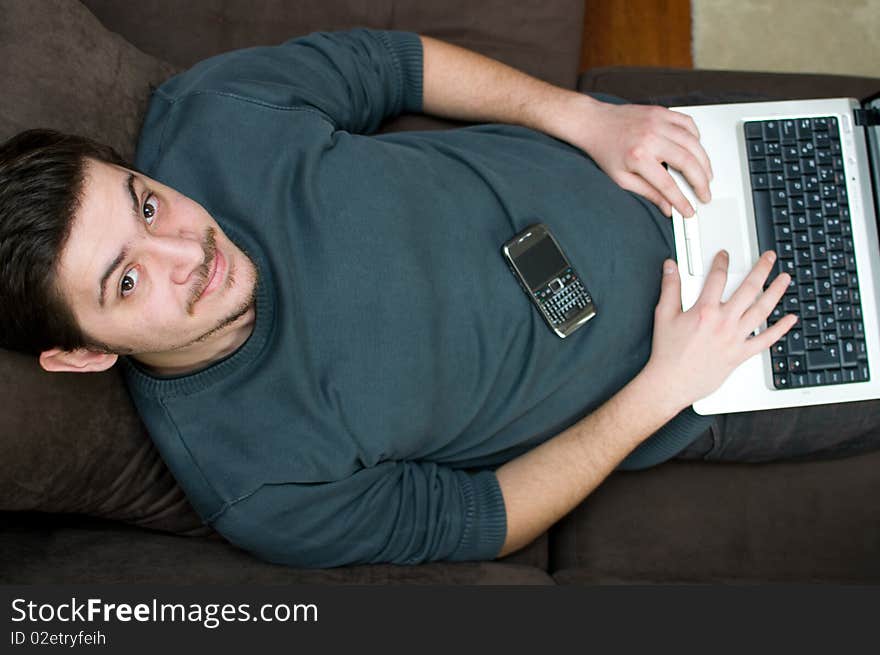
[156,28,424,134]
[208,461,508,568]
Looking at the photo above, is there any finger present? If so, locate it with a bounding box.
[725,250,778,317]
[696,249,729,305]
[664,108,701,141]
[633,158,696,218]
[654,258,682,320]
[739,269,792,332]
[745,313,798,359]
[616,172,673,216]
[664,123,714,192]
[656,139,712,206]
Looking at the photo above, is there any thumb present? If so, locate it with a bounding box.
[655,259,681,319]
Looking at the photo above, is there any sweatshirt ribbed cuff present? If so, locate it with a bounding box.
[381,30,424,115]
[616,405,717,471]
[449,470,507,562]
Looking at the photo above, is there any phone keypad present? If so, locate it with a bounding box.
[535,270,592,326]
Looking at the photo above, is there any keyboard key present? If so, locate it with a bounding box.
[801,301,818,318]
[782,145,800,162]
[763,121,781,140]
[787,330,804,354]
[745,122,763,139]
[807,347,840,370]
[784,162,802,178]
[751,173,769,189]
[797,119,813,138]
[788,355,805,373]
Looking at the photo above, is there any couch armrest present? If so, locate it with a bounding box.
[578,66,880,104]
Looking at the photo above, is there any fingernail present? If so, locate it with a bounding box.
[663,260,675,274]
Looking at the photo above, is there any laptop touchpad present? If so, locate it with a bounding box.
[698,197,751,275]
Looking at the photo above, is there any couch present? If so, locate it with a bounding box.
[1,0,879,585]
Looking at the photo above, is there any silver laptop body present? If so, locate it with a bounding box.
[667,94,880,415]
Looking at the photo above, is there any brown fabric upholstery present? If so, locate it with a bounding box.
[0,513,553,584]
[0,0,179,162]
[0,350,209,535]
[578,66,880,105]
[551,449,880,583]
[81,0,585,90]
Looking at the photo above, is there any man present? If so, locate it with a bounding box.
[0,30,850,567]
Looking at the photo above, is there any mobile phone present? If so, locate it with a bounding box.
[501,223,597,338]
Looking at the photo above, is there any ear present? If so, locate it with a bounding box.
[39,347,118,373]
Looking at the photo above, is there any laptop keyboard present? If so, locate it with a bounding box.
[745,116,870,389]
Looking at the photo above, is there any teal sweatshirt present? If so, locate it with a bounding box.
[122,29,711,567]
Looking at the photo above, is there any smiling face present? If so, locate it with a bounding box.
[53,159,258,370]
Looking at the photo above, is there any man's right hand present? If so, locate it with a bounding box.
[643,249,799,412]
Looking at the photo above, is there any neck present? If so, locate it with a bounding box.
[133,304,257,377]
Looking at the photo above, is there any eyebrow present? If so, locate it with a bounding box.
[98,173,140,308]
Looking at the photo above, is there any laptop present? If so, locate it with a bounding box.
[667,91,880,415]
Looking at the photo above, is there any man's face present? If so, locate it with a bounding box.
[56,159,258,358]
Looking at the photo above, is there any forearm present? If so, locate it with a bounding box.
[420,35,597,141]
[494,368,683,558]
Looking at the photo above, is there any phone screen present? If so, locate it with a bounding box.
[515,236,568,291]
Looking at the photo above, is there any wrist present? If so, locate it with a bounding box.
[534,89,598,144]
[630,364,690,423]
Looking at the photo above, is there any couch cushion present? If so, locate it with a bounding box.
[551,448,880,583]
[0,512,554,584]
[0,349,210,536]
[0,0,202,534]
[0,0,179,162]
[81,0,585,90]
[578,66,880,105]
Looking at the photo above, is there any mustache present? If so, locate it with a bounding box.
[186,226,217,314]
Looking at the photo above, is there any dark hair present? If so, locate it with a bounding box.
[0,129,130,356]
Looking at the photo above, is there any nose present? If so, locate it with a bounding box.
[149,233,206,286]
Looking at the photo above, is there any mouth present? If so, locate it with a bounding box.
[197,246,226,302]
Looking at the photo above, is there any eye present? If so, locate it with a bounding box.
[142,193,158,225]
[120,267,139,298]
